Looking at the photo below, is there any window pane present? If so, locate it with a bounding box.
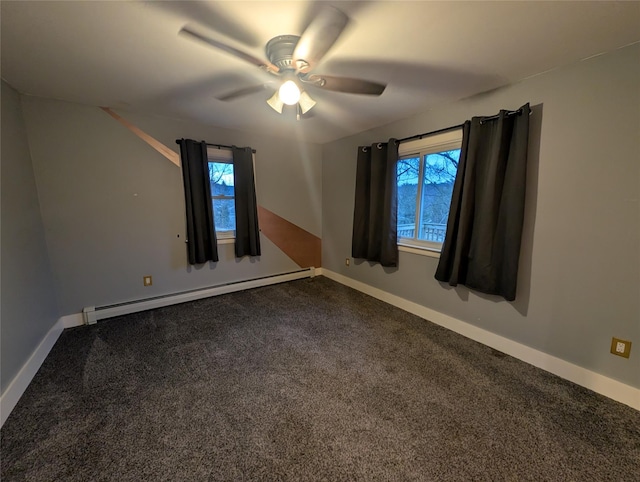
[418,149,460,243]
[212,198,236,232]
[209,162,234,196]
[209,161,235,234]
[397,156,420,239]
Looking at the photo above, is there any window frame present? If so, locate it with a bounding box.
[397,129,463,256]
[207,147,236,242]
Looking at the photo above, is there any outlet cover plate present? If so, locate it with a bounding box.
[610,337,632,358]
[143,276,153,287]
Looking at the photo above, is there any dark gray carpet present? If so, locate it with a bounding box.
[2,276,639,481]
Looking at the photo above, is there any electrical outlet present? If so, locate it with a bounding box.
[345,258,350,266]
[610,337,631,358]
[143,276,153,287]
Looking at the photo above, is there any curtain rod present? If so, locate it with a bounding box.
[397,123,464,144]
[206,142,257,154]
[478,107,527,124]
[397,107,527,144]
[175,140,256,153]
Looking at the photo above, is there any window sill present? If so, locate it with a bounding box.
[217,237,235,245]
[398,243,441,259]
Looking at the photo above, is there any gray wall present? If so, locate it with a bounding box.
[1,81,60,393]
[322,44,640,388]
[20,96,322,316]
[4,43,638,394]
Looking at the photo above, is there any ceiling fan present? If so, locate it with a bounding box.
[179,6,386,118]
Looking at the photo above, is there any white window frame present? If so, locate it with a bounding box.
[397,129,462,257]
[207,147,235,243]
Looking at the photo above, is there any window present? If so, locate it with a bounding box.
[207,148,235,239]
[397,129,462,253]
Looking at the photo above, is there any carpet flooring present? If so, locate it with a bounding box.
[1,276,639,481]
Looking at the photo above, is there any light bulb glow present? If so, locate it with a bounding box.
[278,80,301,105]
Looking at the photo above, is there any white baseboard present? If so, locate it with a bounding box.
[319,268,640,411]
[3,268,634,430]
[0,318,65,428]
[60,313,84,329]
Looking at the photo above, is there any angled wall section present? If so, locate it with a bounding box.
[20,97,322,316]
[100,107,321,269]
[1,81,60,394]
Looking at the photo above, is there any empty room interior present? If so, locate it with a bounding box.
[1,1,639,480]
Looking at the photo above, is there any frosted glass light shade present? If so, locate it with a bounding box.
[278,80,301,105]
[298,91,316,114]
[266,91,284,113]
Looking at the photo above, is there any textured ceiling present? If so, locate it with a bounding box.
[2,1,639,144]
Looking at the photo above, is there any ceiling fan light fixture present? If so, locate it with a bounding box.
[180,6,387,120]
[266,91,284,113]
[298,91,316,114]
[278,80,301,105]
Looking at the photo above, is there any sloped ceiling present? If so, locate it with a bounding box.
[2,1,639,144]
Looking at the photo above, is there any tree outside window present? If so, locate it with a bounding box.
[397,130,462,251]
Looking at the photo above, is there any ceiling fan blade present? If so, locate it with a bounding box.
[145,1,260,47]
[309,75,386,95]
[293,6,349,73]
[179,26,280,74]
[216,84,270,101]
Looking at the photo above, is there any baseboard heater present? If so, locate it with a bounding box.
[82,267,316,325]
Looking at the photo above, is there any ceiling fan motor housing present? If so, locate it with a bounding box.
[265,35,300,71]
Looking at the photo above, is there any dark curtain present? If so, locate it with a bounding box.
[232,146,261,257]
[178,138,218,264]
[352,139,398,267]
[435,103,531,301]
